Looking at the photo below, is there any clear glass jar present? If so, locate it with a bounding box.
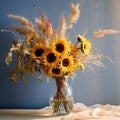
[49,77,74,115]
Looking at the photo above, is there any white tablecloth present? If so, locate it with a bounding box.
[0,103,120,120]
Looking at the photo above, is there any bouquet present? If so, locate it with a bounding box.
[3,3,119,114]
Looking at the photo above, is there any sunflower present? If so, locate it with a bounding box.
[81,40,91,55]
[30,43,45,60]
[47,65,63,78]
[77,35,91,55]
[51,38,70,57]
[42,49,59,67]
[61,55,76,75]
[43,52,63,78]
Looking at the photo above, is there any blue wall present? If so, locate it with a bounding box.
[0,0,120,108]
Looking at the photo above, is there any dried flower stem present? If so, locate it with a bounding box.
[35,15,53,46]
[50,77,73,114]
[8,14,33,28]
[54,77,66,100]
[68,3,80,29]
[59,15,67,38]
[94,29,120,38]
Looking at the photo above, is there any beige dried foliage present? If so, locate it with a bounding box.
[8,14,33,28]
[68,3,80,23]
[35,15,53,46]
[11,25,40,42]
[8,14,41,41]
[59,15,67,38]
[10,25,28,34]
[35,16,53,37]
[25,26,40,39]
[94,29,120,38]
[5,51,12,66]
[68,24,73,29]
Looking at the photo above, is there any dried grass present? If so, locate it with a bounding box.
[94,29,120,38]
[35,16,53,38]
[59,15,66,38]
[10,25,28,34]
[8,14,33,28]
[10,25,40,40]
[68,3,80,23]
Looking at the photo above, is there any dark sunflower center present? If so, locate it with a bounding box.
[52,68,60,74]
[47,53,56,63]
[62,58,69,67]
[84,44,86,49]
[77,36,82,42]
[55,43,64,53]
[35,49,44,57]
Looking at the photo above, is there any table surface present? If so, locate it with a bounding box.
[0,103,120,120]
[0,109,120,120]
[0,109,63,120]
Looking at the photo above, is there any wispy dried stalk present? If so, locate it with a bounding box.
[8,14,41,42]
[78,51,104,67]
[8,14,33,28]
[10,25,40,40]
[35,15,53,46]
[68,3,80,24]
[84,54,104,66]
[10,25,28,34]
[25,26,40,39]
[35,16,53,37]
[59,15,67,38]
[94,29,120,38]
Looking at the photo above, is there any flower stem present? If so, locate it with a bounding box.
[50,77,74,115]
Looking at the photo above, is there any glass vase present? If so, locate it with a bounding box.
[49,77,74,115]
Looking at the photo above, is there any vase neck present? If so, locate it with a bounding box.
[54,77,67,100]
